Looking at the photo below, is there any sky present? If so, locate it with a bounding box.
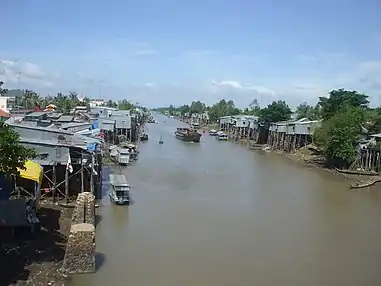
[0,0,380,108]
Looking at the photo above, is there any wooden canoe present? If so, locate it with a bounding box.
[335,168,380,176]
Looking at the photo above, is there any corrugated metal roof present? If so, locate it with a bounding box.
[56,115,74,122]
[25,111,49,117]
[109,174,129,186]
[61,122,92,129]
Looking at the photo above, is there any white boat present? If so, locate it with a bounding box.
[109,174,131,205]
[116,148,130,166]
[216,132,228,140]
[209,129,217,136]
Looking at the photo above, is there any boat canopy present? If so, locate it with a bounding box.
[117,148,130,155]
[109,174,130,187]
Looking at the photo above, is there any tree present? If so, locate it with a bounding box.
[295,102,321,120]
[313,106,364,168]
[258,100,292,124]
[208,99,241,122]
[21,89,41,108]
[0,81,8,97]
[364,107,381,134]
[178,104,190,115]
[118,100,135,110]
[189,101,206,114]
[318,88,369,120]
[68,91,79,102]
[106,100,117,108]
[0,121,36,176]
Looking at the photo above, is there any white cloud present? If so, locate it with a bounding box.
[210,80,276,95]
[208,80,277,107]
[0,59,58,88]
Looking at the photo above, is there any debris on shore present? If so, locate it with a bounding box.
[0,201,73,286]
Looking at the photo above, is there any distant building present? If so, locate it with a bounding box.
[0,96,16,112]
[89,99,105,108]
[45,104,57,111]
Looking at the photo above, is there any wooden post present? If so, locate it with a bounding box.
[292,134,296,152]
[65,167,69,204]
[81,152,85,193]
[52,164,57,202]
[90,153,95,195]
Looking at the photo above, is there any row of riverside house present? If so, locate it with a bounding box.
[218,115,381,172]
[5,104,141,205]
[219,115,322,150]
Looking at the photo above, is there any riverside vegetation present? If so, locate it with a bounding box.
[154,88,381,170]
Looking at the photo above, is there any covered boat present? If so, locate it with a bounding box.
[175,127,201,142]
[109,174,131,205]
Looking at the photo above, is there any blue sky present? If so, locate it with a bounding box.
[1,0,380,108]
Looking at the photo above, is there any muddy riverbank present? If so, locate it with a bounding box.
[0,202,73,286]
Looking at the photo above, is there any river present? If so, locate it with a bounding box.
[74,114,381,286]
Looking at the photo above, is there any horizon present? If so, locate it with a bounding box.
[1,0,380,109]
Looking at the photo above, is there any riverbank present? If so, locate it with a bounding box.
[0,201,73,286]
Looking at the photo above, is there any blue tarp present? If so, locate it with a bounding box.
[86,143,96,151]
[92,119,99,129]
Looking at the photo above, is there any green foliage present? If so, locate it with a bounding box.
[208,99,241,122]
[313,106,364,167]
[258,100,292,124]
[295,102,321,120]
[106,100,118,108]
[0,121,36,176]
[318,88,369,120]
[118,99,135,110]
[364,107,381,134]
[243,99,261,115]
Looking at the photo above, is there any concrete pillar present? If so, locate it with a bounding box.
[62,223,96,274]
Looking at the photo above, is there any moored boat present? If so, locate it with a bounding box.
[209,129,218,136]
[116,148,130,165]
[140,133,149,140]
[109,174,131,205]
[216,131,228,140]
[335,168,380,176]
[175,127,201,142]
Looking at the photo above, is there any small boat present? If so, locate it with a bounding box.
[216,131,228,140]
[209,129,218,136]
[249,144,267,150]
[335,168,380,176]
[109,174,131,205]
[175,127,201,142]
[116,148,130,166]
[120,142,139,161]
[140,133,149,141]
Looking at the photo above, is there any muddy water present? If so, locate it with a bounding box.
[74,115,381,286]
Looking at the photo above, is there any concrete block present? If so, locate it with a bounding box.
[62,223,95,274]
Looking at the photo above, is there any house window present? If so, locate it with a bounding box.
[38,153,49,160]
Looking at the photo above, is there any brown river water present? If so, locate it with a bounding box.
[73,115,381,286]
